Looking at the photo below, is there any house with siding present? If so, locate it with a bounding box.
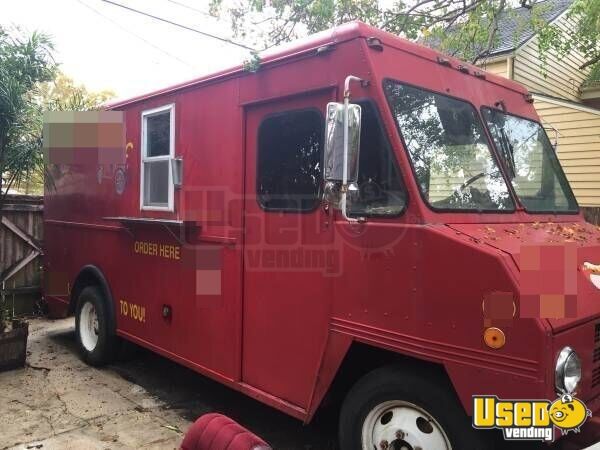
[474,0,600,220]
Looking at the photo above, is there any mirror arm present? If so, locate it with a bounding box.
[341,75,364,223]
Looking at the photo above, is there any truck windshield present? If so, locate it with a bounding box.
[383,80,514,211]
[482,108,578,213]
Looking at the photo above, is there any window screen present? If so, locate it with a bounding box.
[257,109,323,211]
[143,159,169,205]
[146,113,170,157]
[142,105,173,209]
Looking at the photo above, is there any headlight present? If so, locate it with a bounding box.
[555,347,582,394]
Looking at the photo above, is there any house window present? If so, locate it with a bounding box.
[141,104,174,210]
[257,109,323,211]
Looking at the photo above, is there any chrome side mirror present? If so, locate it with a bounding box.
[323,75,364,223]
[324,102,361,183]
[545,125,559,152]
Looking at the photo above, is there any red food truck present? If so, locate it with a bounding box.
[44,21,600,449]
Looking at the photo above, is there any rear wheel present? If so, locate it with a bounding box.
[339,365,491,450]
[75,286,118,366]
[79,301,99,352]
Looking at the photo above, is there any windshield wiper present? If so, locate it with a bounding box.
[498,126,516,180]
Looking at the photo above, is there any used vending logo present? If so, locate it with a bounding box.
[473,394,591,441]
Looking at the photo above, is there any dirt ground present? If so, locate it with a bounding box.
[0,318,597,450]
[0,317,337,450]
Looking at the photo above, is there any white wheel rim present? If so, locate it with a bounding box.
[362,400,452,450]
[80,301,99,352]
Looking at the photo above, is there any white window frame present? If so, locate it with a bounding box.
[140,103,175,211]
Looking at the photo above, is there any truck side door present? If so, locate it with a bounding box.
[243,92,334,409]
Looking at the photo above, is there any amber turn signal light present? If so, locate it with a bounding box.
[484,327,506,349]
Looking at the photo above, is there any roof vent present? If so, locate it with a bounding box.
[436,56,451,67]
[316,44,335,55]
[366,37,383,51]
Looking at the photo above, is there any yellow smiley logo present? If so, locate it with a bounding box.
[549,395,591,432]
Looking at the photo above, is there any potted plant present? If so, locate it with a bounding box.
[0,28,55,370]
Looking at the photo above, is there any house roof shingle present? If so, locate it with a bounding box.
[423,0,573,57]
[486,0,573,56]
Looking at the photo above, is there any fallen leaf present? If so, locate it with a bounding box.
[584,262,600,273]
[162,424,182,434]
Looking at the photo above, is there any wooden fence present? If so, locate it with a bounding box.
[0,195,43,316]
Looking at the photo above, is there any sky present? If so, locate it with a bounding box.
[1,0,251,101]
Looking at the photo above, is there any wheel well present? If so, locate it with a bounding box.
[69,266,113,316]
[70,271,97,314]
[317,342,458,420]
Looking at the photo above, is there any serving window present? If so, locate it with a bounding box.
[141,104,175,211]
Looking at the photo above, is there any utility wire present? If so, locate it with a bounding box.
[76,0,197,69]
[163,0,215,18]
[101,0,255,51]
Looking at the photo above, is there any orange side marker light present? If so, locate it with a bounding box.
[484,327,506,349]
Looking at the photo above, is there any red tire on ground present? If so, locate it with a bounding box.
[180,413,271,450]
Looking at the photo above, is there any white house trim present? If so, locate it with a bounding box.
[532,93,600,116]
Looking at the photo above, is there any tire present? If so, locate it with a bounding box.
[339,365,493,450]
[75,286,119,366]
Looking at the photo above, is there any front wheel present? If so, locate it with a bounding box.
[360,399,451,449]
[75,286,118,366]
[339,365,492,450]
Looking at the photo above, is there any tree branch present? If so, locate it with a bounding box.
[383,0,438,31]
[388,0,486,35]
[580,54,600,70]
[472,0,506,64]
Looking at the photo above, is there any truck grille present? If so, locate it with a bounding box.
[594,323,600,388]
[594,366,600,388]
